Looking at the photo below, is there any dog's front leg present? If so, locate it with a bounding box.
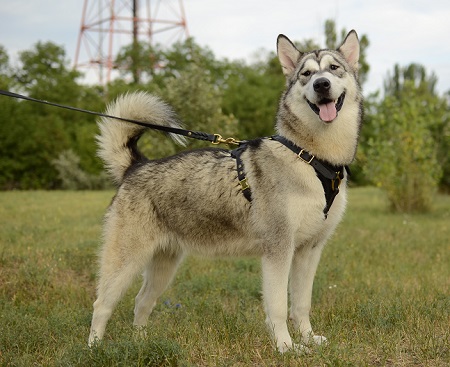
[289,243,327,346]
[261,253,298,353]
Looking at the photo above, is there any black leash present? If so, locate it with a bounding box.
[0,89,241,146]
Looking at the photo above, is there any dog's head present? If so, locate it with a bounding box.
[277,31,360,124]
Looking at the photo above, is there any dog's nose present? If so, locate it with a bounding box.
[313,78,331,94]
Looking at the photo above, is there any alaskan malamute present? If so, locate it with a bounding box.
[89,30,363,353]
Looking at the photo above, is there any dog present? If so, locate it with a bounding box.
[88,30,362,353]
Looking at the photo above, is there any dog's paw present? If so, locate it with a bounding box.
[311,335,327,345]
[133,325,148,340]
[303,334,328,346]
[293,343,312,354]
[88,335,100,348]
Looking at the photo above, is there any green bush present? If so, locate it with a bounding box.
[364,82,442,212]
[52,150,110,190]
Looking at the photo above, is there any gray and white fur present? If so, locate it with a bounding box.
[89,30,362,353]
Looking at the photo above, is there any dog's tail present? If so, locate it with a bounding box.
[96,91,186,185]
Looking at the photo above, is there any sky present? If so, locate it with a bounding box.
[0,0,449,96]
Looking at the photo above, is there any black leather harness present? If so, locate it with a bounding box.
[231,135,349,218]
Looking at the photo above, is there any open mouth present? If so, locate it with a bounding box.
[306,92,346,123]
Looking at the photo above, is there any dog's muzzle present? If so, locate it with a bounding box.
[306,78,346,123]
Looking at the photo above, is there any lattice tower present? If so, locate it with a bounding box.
[74,0,189,84]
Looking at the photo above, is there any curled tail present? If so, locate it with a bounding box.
[96,91,185,185]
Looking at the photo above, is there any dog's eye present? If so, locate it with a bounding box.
[330,65,339,71]
[302,70,311,77]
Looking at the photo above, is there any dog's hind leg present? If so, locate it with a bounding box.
[133,250,184,328]
[289,242,327,346]
[88,230,153,346]
[89,262,142,345]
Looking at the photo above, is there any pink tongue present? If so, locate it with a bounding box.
[318,101,337,122]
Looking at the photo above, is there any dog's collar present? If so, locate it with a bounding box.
[232,135,349,218]
[269,136,344,179]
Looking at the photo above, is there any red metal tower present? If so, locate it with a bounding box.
[74,0,189,84]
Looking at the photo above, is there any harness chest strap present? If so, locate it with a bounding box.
[232,136,349,217]
[230,145,252,202]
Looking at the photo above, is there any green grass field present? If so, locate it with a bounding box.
[1,188,449,366]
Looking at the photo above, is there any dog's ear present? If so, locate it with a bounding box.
[277,35,302,77]
[338,30,360,70]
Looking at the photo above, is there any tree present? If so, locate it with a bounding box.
[20,42,106,176]
[115,38,228,88]
[221,55,284,139]
[384,63,438,98]
[383,63,449,191]
[0,46,12,89]
[162,62,238,146]
[115,41,163,84]
[0,42,105,189]
[363,64,447,212]
[0,100,70,189]
[15,42,82,102]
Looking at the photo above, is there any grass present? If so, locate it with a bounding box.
[0,187,449,366]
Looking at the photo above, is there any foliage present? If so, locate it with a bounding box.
[15,41,82,102]
[0,42,105,189]
[0,99,69,189]
[51,150,110,190]
[364,64,447,212]
[221,56,284,138]
[115,41,163,84]
[0,45,12,89]
[115,38,228,89]
[160,63,238,140]
[0,188,449,366]
[130,63,239,160]
[159,37,227,84]
[382,64,450,191]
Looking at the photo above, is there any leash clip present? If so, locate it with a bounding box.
[212,134,241,146]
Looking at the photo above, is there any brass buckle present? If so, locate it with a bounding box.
[331,173,342,191]
[298,149,314,164]
[239,178,250,191]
